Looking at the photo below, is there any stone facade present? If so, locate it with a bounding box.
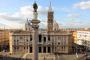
[8,2,74,60]
[9,30,73,54]
[0,2,75,60]
[9,30,32,53]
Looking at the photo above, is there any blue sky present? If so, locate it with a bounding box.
[0,0,90,29]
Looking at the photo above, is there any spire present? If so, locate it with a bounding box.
[48,1,53,12]
[26,18,31,25]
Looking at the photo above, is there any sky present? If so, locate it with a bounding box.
[0,0,90,29]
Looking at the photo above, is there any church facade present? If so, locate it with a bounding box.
[8,2,74,60]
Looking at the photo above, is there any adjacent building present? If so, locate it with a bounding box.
[0,30,10,52]
[73,31,90,46]
[73,31,90,53]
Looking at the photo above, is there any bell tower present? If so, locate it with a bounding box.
[47,2,54,32]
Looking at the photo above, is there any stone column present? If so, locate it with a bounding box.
[32,28,39,60]
[31,2,40,60]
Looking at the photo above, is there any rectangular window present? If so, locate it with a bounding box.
[27,46,28,49]
[17,40,19,42]
[14,40,16,42]
[39,47,42,53]
[27,40,28,42]
[43,47,46,53]
[14,46,16,50]
[17,40,19,45]
[30,47,32,53]
[39,35,42,42]
[48,47,51,53]
[20,36,23,39]
[14,40,16,45]
[44,37,46,42]
[48,35,50,41]
[24,47,25,49]
[30,35,32,41]
[62,47,63,51]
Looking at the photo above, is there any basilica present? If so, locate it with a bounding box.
[8,2,74,60]
[0,2,75,60]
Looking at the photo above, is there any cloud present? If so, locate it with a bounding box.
[39,21,47,29]
[0,5,47,21]
[0,13,24,21]
[64,21,83,28]
[0,6,33,22]
[38,6,48,15]
[19,5,33,19]
[67,13,80,18]
[74,1,90,10]
[0,5,47,29]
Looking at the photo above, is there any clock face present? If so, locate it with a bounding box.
[48,19,53,22]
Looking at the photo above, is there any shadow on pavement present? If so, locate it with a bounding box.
[0,55,32,60]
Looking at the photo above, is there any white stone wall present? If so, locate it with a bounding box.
[76,31,90,47]
[10,32,32,53]
[48,33,72,53]
[9,31,72,54]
